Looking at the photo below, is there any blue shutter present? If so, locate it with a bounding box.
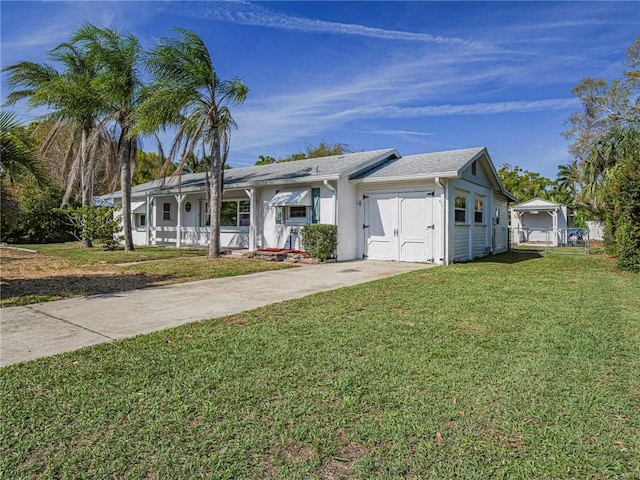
[311,188,321,224]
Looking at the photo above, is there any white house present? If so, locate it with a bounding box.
[510,198,572,246]
[99,147,516,264]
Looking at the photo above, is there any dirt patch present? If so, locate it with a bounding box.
[0,249,167,306]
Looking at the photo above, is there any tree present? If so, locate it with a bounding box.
[0,112,45,184]
[563,36,640,270]
[3,41,107,213]
[599,128,640,270]
[497,164,555,203]
[255,155,276,166]
[305,140,353,158]
[132,150,169,185]
[556,160,581,199]
[256,141,353,165]
[137,28,248,257]
[564,36,640,206]
[72,24,144,252]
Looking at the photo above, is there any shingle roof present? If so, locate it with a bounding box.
[351,147,486,181]
[101,148,399,199]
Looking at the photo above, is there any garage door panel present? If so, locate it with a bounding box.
[365,195,394,260]
[365,192,434,262]
[399,194,432,262]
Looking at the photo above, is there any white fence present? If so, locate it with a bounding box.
[511,227,589,254]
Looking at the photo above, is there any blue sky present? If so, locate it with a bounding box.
[1,1,638,177]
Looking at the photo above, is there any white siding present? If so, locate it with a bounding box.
[473,225,487,257]
[493,193,509,253]
[448,179,493,263]
[454,226,470,261]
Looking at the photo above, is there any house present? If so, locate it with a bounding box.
[510,198,573,246]
[98,146,516,264]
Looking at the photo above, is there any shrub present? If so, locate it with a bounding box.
[63,205,123,250]
[615,220,640,272]
[301,224,338,261]
[0,180,75,244]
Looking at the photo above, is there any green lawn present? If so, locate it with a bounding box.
[1,253,639,479]
[17,242,210,265]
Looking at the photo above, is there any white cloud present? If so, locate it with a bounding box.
[193,1,485,49]
[369,129,436,137]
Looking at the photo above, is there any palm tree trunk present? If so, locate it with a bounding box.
[208,126,222,257]
[80,127,93,248]
[120,130,135,252]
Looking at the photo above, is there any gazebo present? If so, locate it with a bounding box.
[510,198,571,246]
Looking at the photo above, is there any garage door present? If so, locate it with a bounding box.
[364,191,434,262]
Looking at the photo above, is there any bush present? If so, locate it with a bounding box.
[63,205,123,250]
[615,220,640,272]
[0,180,75,244]
[301,224,338,261]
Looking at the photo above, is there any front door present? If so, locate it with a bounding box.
[364,192,434,262]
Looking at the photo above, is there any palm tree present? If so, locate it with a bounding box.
[556,160,581,200]
[3,43,106,207]
[72,24,143,252]
[3,40,111,247]
[0,111,45,183]
[137,28,248,257]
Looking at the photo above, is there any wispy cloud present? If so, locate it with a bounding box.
[377,98,580,118]
[192,1,485,49]
[369,129,436,137]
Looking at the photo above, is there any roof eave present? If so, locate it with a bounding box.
[351,171,459,184]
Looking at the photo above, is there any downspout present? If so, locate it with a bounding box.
[323,179,338,260]
[244,188,256,251]
[145,192,151,246]
[435,177,447,265]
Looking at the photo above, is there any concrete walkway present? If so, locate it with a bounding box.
[0,260,432,366]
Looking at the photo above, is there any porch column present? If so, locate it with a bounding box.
[145,193,151,246]
[175,194,185,248]
[245,188,256,251]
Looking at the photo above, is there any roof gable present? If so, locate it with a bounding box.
[512,198,564,209]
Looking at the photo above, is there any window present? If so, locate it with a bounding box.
[288,206,307,219]
[221,201,238,226]
[163,203,171,221]
[454,196,466,223]
[471,160,477,176]
[475,197,484,223]
[136,214,146,228]
[216,200,252,227]
[184,201,191,212]
[238,200,250,226]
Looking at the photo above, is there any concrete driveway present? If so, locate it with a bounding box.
[0,260,432,366]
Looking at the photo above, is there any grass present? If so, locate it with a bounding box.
[1,253,639,479]
[14,242,210,265]
[0,243,294,307]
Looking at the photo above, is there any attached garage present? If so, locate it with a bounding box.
[352,147,515,264]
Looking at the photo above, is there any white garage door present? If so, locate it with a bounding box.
[364,191,434,262]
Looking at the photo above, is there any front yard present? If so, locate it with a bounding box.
[1,253,639,478]
[0,243,294,307]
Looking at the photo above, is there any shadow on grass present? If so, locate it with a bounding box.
[0,273,172,305]
[475,250,544,264]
